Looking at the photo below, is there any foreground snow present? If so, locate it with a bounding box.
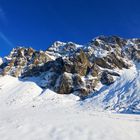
[0,76,140,140]
[0,103,140,140]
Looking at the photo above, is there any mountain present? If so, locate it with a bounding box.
[0,35,140,140]
[0,35,140,113]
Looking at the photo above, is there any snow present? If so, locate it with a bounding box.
[86,38,111,58]
[45,51,56,60]
[94,47,109,58]
[84,63,140,114]
[0,75,140,140]
[0,76,42,108]
[0,57,3,65]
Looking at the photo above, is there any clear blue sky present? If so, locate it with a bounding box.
[0,0,140,56]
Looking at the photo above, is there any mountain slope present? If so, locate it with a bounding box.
[0,75,140,140]
[84,63,140,113]
[0,75,42,108]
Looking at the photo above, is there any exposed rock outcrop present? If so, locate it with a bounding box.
[101,71,114,85]
[0,36,139,98]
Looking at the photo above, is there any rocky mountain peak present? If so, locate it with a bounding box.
[0,36,140,98]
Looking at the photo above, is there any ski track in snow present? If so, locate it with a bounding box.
[0,75,140,140]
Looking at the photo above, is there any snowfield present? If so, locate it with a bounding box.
[84,63,140,114]
[0,75,140,140]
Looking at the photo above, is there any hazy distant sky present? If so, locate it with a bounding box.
[0,0,140,56]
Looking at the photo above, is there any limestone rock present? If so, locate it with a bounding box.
[54,72,73,94]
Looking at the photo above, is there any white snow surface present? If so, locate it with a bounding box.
[84,63,140,114]
[0,57,3,65]
[0,74,140,140]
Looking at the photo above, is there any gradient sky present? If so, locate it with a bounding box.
[0,0,140,56]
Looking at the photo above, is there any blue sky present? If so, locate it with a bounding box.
[0,0,140,56]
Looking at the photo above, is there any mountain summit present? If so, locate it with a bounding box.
[0,35,140,113]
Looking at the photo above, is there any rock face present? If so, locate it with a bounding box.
[0,36,139,98]
[101,71,114,85]
[0,47,53,77]
[55,72,73,94]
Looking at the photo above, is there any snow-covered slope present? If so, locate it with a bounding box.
[0,76,42,108]
[0,75,140,140]
[84,63,140,114]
